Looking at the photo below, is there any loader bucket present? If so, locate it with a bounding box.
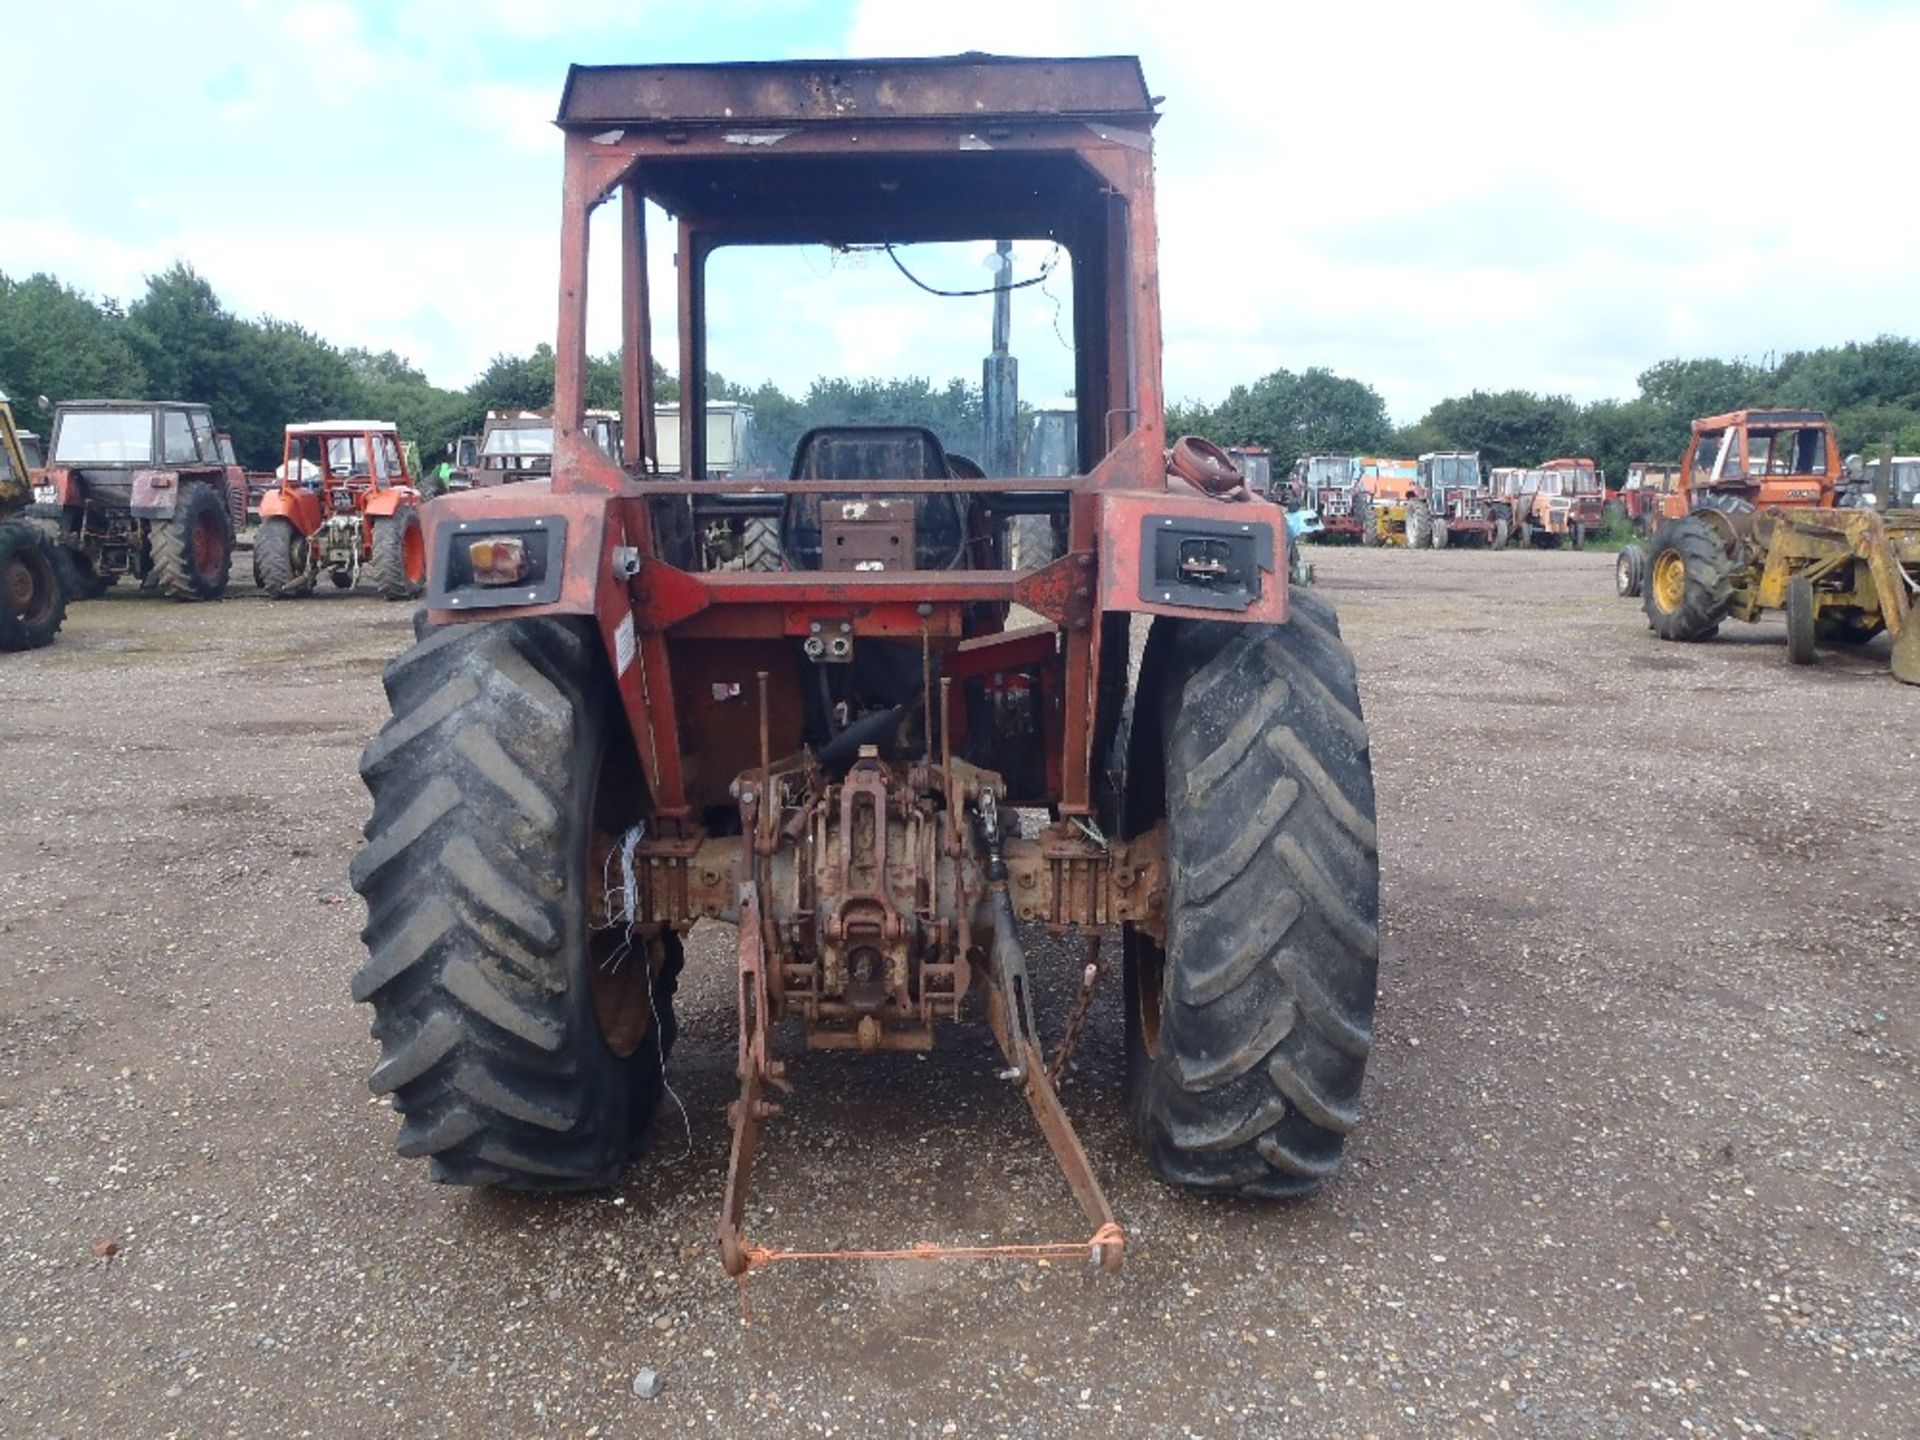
[1893,615,1920,685]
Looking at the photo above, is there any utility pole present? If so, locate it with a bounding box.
[982,239,1018,476]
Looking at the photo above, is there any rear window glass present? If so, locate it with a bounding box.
[53,411,153,464]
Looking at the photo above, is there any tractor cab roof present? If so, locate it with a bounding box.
[1693,408,1831,432]
[557,54,1154,131]
[287,420,399,436]
[57,399,210,412]
[557,55,1157,244]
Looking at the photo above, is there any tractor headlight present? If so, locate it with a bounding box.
[429,517,567,610]
[469,536,531,585]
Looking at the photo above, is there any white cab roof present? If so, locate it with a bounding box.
[286,420,399,436]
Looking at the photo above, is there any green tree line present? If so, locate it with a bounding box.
[1171,346,1920,481]
[7,263,1919,482]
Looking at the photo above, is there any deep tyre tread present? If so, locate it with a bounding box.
[255,516,315,598]
[1643,516,1732,641]
[364,509,425,600]
[1406,501,1432,550]
[739,516,783,572]
[1125,600,1379,1199]
[149,480,233,600]
[350,616,679,1189]
[0,520,68,651]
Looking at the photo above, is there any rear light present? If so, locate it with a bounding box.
[469,536,530,585]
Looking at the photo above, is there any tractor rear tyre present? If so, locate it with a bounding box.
[740,516,783,572]
[1615,543,1645,598]
[0,520,67,651]
[1643,516,1732,641]
[255,516,316,598]
[1432,519,1450,549]
[1406,501,1433,550]
[1491,517,1510,549]
[1124,603,1379,1197]
[149,481,233,600]
[1357,497,1379,547]
[350,616,681,1188]
[1521,520,1538,548]
[1570,521,1586,550]
[365,509,426,601]
[1009,515,1057,570]
[1785,574,1817,666]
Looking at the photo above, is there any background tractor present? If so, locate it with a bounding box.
[0,393,67,650]
[1611,461,1682,537]
[1638,409,1920,681]
[1417,450,1500,547]
[1490,461,1604,549]
[29,400,243,600]
[1287,453,1362,540]
[1352,456,1428,547]
[255,421,426,600]
[349,54,1381,1283]
[1618,409,1844,597]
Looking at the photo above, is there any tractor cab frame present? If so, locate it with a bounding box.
[350,55,1380,1288]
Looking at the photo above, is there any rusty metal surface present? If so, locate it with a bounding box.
[558,54,1153,129]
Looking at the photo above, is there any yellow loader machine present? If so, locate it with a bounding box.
[1642,410,1920,683]
[0,395,68,651]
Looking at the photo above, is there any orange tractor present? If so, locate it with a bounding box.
[1492,457,1606,548]
[347,54,1381,1285]
[254,421,426,600]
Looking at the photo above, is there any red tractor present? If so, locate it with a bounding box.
[254,421,426,600]
[30,400,245,600]
[348,55,1381,1284]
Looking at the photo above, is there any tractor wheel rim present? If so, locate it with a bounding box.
[5,554,51,620]
[402,516,426,584]
[192,510,224,575]
[1651,551,1687,612]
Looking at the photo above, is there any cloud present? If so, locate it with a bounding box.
[846,0,1920,419]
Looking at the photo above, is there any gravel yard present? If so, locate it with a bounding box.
[1,545,1913,1438]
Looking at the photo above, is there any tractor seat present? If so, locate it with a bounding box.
[784,425,968,571]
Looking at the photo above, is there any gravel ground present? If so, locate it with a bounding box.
[1,546,1914,1438]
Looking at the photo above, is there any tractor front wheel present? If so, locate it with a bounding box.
[1643,516,1732,641]
[0,520,68,651]
[1124,599,1379,1197]
[255,516,316,598]
[350,616,680,1188]
[149,481,234,600]
[1615,543,1646,598]
[1406,501,1433,550]
[1785,574,1818,665]
[365,509,426,600]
